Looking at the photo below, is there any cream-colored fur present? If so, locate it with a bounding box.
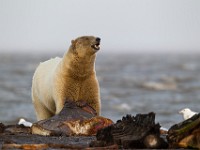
[32,36,101,121]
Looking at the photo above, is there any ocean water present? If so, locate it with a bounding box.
[0,52,200,129]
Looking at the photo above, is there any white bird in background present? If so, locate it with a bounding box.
[18,118,33,127]
[179,108,198,120]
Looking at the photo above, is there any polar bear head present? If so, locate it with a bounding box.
[70,36,101,57]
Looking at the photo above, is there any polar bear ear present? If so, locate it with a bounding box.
[71,40,77,48]
[71,40,75,45]
[70,40,77,52]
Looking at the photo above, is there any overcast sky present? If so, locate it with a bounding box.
[0,0,200,53]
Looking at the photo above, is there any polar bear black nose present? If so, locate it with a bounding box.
[96,37,101,42]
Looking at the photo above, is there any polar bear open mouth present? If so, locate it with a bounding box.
[91,43,100,50]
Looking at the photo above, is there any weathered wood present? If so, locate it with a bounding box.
[167,113,200,149]
[2,144,74,149]
[90,112,168,149]
[2,143,119,150]
[0,132,96,149]
[0,131,118,149]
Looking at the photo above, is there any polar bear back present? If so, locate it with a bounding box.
[32,57,62,111]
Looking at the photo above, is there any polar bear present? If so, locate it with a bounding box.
[32,36,101,121]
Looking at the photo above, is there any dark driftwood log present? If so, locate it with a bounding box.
[31,100,113,136]
[0,123,118,149]
[2,143,119,150]
[0,123,97,149]
[0,132,96,149]
[90,112,168,149]
[167,113,200,149]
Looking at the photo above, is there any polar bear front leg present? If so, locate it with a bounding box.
[55,99,66,115]
[32,96,54,121]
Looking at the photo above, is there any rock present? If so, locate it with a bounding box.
[31,100,113,136]
[90,112,168,149]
